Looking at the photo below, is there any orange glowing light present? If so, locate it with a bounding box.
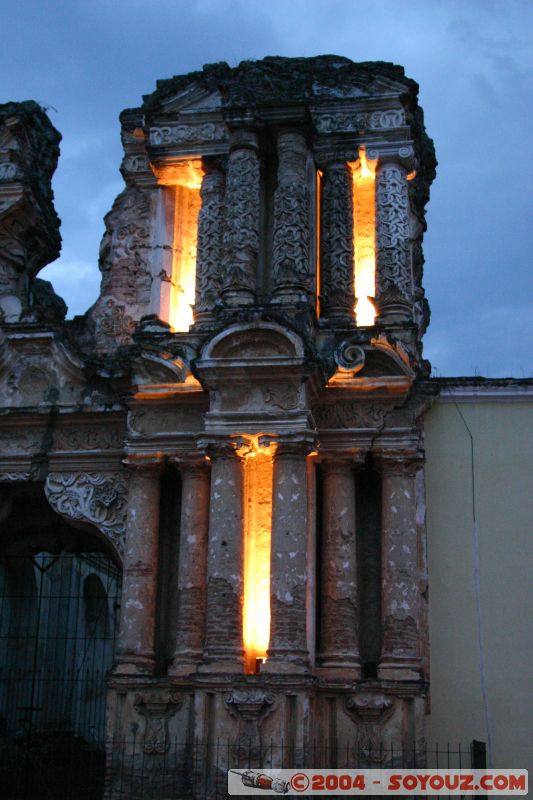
[352,146,378,326]
[167,160,203,332]
[242,437,274,674]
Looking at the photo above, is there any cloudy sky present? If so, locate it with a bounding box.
[2,0,532,376]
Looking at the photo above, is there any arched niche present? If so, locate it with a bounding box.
[0,481,122,745]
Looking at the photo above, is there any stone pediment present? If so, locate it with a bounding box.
[200,322,305,364]
[156,85,223,115]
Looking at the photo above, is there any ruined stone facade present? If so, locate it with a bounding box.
[0,56,439,792]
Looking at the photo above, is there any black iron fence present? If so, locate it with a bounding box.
[0,553,120,743]
[0,737,487,800]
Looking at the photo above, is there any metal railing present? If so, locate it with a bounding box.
[0,737,487,800]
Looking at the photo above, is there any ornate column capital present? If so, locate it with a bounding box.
[274,436,316,460]
[373,450,423,477]
[170,454,210,478]
[319,450,367,473]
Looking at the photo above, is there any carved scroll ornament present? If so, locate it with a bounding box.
[44,472,128,557]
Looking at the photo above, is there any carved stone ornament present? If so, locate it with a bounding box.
[194,162,225,316]
[319,162,354,318]
[344,694,394,725]
[222,145,260,295]
[314,108,405,134]
[134,691,183,754]
[225,689,275,722]
[345,694,395,765]
[53,425,124,452]
[376,163,412,302]
[262,383,300,411]
[335,339,365,371]
[149,122,227,147]
[272,132,311,292]
[44,472,128,557]
[313,402,387,430]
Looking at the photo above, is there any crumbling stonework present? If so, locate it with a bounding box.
[0,56,440,793]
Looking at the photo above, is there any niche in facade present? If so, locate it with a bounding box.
[351,146,378,327]
[154,159,203,332]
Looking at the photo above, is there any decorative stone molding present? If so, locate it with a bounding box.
[345,694,396,765]
[225,689,275,722]
[313,402,388,429]
[314,108,405,133]
[344,694,394,725]
[0,429,43,454]
[225,690,276,761]
[149,123,227,147]
[134,691,183,754]
[262,383,300,411]
[44,472,128,557]
[53,424,124,452]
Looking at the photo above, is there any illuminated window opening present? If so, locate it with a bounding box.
[154,159,203,332]
[242,437,275,674]
[351,146,378,326]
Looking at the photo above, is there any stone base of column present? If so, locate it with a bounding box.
[378,656,422,681]
[316,656,361,681]
[221,287,255,307]
[113,655,155,676]
[169,651,202,676]
[261,655,309,675]
[197,658,244,674]
[270,287,310,308]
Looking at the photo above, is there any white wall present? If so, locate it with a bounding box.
[424,390,533,776]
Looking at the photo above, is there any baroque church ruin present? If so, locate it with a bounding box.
[0,55,442,794]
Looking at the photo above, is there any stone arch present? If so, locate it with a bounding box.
[44,471,128,563]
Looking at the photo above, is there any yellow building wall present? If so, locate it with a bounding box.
[424,394,533,774]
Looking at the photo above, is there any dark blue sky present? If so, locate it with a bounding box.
[2,0,532,376]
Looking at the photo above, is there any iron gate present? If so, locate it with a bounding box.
[0,551,121,799]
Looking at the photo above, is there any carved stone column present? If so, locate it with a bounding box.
[318,457,360,675]
[376,453,421,680]
[202,441,245,670]
[115,459,162,675]
[170,459,210,675]
[263,440,310,672]
[271,131,311,308]
[319,161,355,324]
[193,159,226,327]
[375,161,413,325]
[221,130,260,307]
